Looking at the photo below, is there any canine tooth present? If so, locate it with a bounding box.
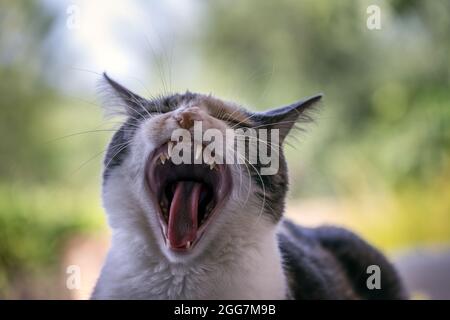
[209,162,216,170]
[159,154,166,164]
[195,144,202,161]
[186,241,191,249]
[167,141,174,158]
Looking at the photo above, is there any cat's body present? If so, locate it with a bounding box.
[93,219,405,299]
[92,74,406,299]
[279,221,406,299]
[93,199,286,299]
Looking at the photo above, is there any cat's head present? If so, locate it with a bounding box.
[100,73,321,262]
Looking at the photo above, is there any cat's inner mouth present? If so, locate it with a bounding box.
[146,142,232,252]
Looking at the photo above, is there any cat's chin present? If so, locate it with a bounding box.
[145,141,232,254]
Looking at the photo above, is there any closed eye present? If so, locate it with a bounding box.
[214,113,252,128]
[146,104,172,115]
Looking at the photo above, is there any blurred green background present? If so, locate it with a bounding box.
[0,0,449,299]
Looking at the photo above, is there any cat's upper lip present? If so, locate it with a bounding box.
[145,141,232,253]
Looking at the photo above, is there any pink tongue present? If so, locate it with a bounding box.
[168,181,202,248]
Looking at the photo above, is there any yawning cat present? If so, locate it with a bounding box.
[92,73,407,299]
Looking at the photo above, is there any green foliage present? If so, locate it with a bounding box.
[0,184,103,296]
[0,1,105,296]
[0,1,59,182]
[345,167,450,250]
[200,0,450,197]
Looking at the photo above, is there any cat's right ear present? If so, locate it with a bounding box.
[254,94,323,143]
[98,72,149,118]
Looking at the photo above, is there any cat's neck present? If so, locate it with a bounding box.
[93,218,288,299]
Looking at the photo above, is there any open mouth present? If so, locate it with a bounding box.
[146,142,232,252]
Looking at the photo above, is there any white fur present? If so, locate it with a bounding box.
[92,110,288,299]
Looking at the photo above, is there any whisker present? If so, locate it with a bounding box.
[45,129,133,144]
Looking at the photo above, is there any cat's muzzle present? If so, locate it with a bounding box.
[146,141,232,252]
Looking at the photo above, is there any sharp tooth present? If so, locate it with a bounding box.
[167,141,174,158]
[159,154,166,164]
[195,144,202,161]
[186,241,191,249]
[204,153,211,165]
[210,162,216,170]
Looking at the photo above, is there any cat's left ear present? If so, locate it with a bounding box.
[99,72,149,118]
[254,94,323,142]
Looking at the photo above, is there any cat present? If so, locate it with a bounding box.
[91,73,407,299]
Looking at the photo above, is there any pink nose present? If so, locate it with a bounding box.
[174,107,202,129]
